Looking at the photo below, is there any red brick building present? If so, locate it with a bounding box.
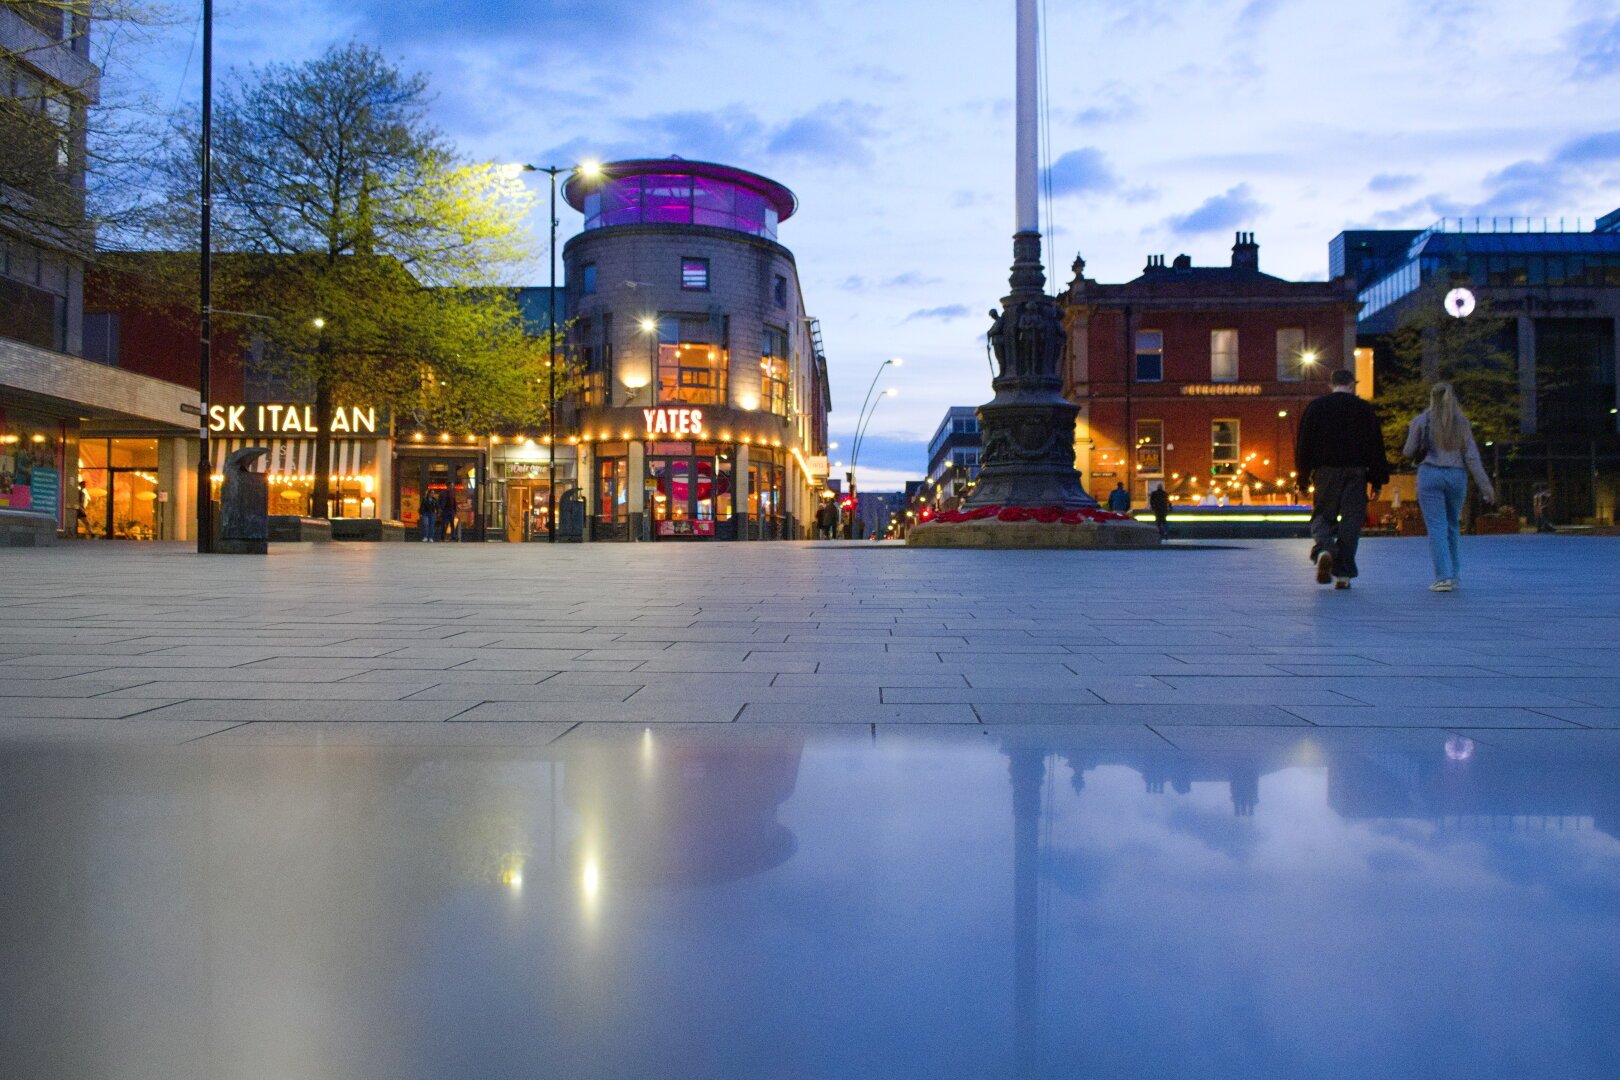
[1061,233,1361,507]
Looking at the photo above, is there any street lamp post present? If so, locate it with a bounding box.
[516,161,601,542]
[844,357,900,536]
[195,0,214,553]
[848,387,897,537]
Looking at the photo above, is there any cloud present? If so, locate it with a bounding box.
[842,271,943,292]
[539,101,882,174]
[904,304,972,322]
[1236,0,1282,32]
[1472,129,1620,214]
[1165,184,1263,235]
[621,108,769,164]
[1044,148,1120,197]
[1570,7,1620,80]
[766,100,881,168]
[1367,173,1419,194]
[1357,193,1463,228]
[1063,86,1139,127]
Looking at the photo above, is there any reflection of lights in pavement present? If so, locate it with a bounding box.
[499,855,525,892]
[581,859,601,902]
[1445,736,1475,762]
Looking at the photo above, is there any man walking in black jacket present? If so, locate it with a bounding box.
[1295,369,1389,589]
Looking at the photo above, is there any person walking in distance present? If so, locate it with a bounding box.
[1295,368,1390,589]
[1403,382,1495,592]
[1107,482,1131,514]
[419,489,438,542]
[1148,482,1171,540]
[438,486,459,542]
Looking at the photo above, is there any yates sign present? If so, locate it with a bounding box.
[643,408,705,437]
[210,404,378,435]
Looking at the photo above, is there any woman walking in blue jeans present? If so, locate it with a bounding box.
[1402,383,1495,592]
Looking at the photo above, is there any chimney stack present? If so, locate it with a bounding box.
[1144,254,1167,274]
[1231,231,1259,272]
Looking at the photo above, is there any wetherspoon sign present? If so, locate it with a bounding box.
[209,404,378,435]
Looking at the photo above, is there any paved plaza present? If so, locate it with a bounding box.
[4,537,1619,1080]
[1,536,1618,745]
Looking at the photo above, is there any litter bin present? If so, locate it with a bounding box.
[557,488,586,543]
[218,446,269,554]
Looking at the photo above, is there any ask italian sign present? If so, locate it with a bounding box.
[209,404,378,435]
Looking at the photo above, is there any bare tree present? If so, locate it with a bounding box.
[0,0,175,252]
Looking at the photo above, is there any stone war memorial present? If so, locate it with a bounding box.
[907,3,1156,550]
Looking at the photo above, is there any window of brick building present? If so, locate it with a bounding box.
[1212,419,1240,473]
[1276,327,1306,381]
[1211,329,1239,382]
[681,257,709,290]
[1135,330,1163,382]
[1135,419,1164,476]
[773,274,788,307]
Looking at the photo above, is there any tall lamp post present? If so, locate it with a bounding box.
[844,357,900,532]
[848,387,897,537]
[195,0,214,552]
[514,161,601,541]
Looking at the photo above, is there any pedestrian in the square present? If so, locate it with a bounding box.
[438,487,459,542]
[1403,382,1495,592]
[815,499,837,540]
[419,490,438,542]
[1148,482,1171,540]
[1532,484,1554,533]
[1295,368,1390,589]
[1107,482,1131,514]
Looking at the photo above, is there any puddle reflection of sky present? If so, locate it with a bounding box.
[1,734,1616,1079]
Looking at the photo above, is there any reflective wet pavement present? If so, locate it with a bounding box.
[2,539,1618,1077]
[3,726,1618,1079]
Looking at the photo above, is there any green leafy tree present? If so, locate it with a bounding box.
[149,42,554,516]
[1378,280,1520,463]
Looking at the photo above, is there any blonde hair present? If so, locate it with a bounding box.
[1428,383,1469,453]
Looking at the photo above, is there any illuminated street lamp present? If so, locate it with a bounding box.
[843,358,900,535]
[510,160,603,541]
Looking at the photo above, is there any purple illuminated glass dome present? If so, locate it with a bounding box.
[563,158,798,241]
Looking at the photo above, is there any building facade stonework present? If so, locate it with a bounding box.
[1062,235,1360,508]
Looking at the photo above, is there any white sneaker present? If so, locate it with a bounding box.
[1430,579,1453,592]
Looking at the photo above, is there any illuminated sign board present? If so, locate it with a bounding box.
[1180,384,1263,397]
[209,404,377,435]
[642,408,704,437]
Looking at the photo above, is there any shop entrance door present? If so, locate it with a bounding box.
[647,442,725,539]
[397,457,481,541]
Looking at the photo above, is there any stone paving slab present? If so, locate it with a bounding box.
[0,537,1616,745]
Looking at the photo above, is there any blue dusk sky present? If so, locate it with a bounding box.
[128,0,1620,488]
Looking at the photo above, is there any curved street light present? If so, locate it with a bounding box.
[840,358,900,536]
[850,387,898,489]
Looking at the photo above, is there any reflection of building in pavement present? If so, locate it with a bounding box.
[564,736,805,887]
[1063,743,1620,834]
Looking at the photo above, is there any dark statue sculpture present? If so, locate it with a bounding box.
[218,446,269,554]
[963,231,1099,510]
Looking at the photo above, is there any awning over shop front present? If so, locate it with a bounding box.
[210,438,372,477]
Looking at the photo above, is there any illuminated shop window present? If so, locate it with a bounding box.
[1136,419,1164,476]
[655,315,728,407]
[761,326,790,416]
